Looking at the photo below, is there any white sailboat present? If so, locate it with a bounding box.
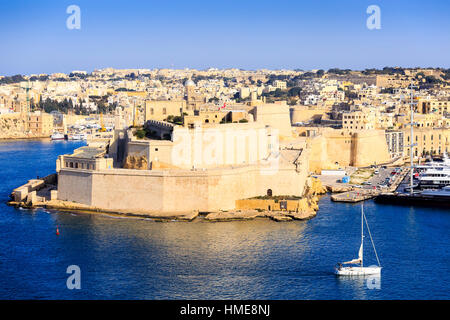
[335,204,382,276]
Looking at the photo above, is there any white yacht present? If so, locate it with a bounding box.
[51,132,65,140]
[420,185,450,198]
[417,167,450,189]
[335,204,382,276]
[416,152,450,170]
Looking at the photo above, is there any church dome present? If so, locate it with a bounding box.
[184,79,195,87]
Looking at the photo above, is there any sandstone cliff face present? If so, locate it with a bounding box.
[304,177,327,196]
[123,155,148,170]
[0,114,46,139]
[0,115,26,139]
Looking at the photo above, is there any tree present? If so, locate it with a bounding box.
[288,87,302,97]
[0,74,26,84]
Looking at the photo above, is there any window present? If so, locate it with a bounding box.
[163,108,167,115]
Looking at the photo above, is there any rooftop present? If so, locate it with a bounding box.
[70,146,106,159]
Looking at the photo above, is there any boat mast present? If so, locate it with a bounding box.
[361,204,364,267]
[409,79,417,195]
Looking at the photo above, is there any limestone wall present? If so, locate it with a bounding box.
[308,128,392,173]
[351,130,391,166]
[290,106,328,124]
[250,104,292,137]
[57,162,308,213]
[0,113,52,139]
[58,170,93,205]
[236,199,302,211]
[0,113,27,139]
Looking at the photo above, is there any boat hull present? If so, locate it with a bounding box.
[335,266,381,276]
[51,134,65,140]
[375,193,450,208]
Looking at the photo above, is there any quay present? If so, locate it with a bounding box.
[330,167,410,203]
[375,192,450,208]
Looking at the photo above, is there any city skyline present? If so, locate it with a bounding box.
[1,0,449,76]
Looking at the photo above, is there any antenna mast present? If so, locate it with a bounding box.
[408,79,418,195]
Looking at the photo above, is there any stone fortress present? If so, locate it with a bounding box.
[53,79,397,217]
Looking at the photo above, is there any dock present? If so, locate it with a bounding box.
[375,192,450,208]
[331,167,410,203]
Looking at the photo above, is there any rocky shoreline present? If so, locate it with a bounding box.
[7,197,322,223]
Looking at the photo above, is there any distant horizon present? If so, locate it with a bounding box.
[1,0,449,76]
[2,65,450,77]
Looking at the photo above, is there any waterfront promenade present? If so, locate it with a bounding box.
[324,167,409,203]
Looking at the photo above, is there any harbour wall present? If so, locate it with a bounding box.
[57,162,309,213]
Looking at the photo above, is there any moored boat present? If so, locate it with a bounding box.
[335,204,382,276]
[51,132,65,140]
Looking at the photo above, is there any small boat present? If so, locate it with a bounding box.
[51,132,65,140]
[69,134,82,140]
[335,204,382,276]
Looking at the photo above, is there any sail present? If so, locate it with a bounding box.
[343,258,361,265]
[343,243,363,265]
[358,242,363,261]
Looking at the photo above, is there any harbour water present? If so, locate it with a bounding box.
[0,140,449,299]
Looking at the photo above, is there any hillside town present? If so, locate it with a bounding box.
[1,67,449,157]
[4,67,450,218]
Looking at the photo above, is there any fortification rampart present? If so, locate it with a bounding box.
[57,158,308,213]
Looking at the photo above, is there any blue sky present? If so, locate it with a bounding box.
[0,0,449,75]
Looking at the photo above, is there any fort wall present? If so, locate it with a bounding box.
[57,160,308,213]
[308,128,392,173]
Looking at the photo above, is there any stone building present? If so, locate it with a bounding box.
[27,111,53,136]
[385,130,404,159]
[342,110,376,131]
[55,103,311,213]
[144,99,186,122]
[418,99,450,116]
[404,127,450,157]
